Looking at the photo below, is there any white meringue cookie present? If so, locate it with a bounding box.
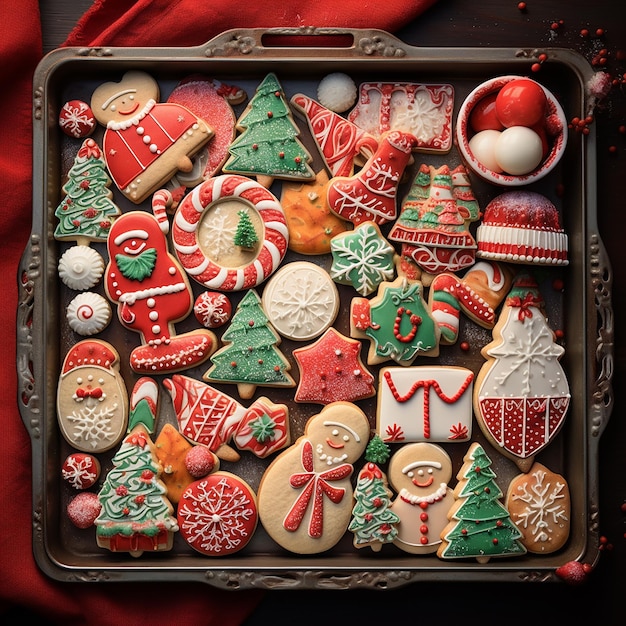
[66,292,111,335]
[58,245,105,291]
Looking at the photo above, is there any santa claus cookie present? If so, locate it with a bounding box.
[387,442,455,554]
[56,339,128,453]
[91,70,213,203]
[95,378,178,557]
[257,402,370,554]
[105,210,216,374]
[474,273,570,471]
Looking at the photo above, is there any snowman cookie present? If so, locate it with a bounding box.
[91,70,213,203]
[257,402,370,554]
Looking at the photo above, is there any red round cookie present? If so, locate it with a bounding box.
[193,291,232,328]
[67,492,101,529]
[59,99,96,138]
[61,452,101,489]
[177,472,258,556]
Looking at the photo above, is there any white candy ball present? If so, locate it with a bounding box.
[317,73,357,113]
[494,126,544,175]
[468,129,503,173]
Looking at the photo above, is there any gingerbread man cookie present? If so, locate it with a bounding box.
[91,70,213,203]
[105,210,216,374]
[257,402,370,554]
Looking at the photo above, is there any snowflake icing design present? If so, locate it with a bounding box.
[179,476,256,553]
[67,404,118,449]
[511,468,568,545]
[61,455,97,488]
[330,222,395,295]
[201,205,239,262]
[60,101,96,136]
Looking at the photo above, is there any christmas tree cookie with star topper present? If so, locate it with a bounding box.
[473,273,570,472]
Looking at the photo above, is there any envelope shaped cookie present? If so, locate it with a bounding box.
[377,366,474,443]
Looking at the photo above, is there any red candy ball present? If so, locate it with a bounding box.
[495,78,548,128]
[67,492,101,529]
[185,445,217,478]
[469,92,504,133]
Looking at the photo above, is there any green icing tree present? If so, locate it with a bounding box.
[349,461,399,551]
[233,209,259,249]
[203,289,294,399]
[95,384,177,557]
[439,443,526,562]
[54,137,120,244]
[223,72,314,181]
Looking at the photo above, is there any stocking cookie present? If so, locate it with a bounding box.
[91,70,213,203]
[56,339,128,453]
[105,210,216,374]
[474,274,570,471]
[257,402,370,554]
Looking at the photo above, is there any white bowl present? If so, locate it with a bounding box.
[456,75,568,186]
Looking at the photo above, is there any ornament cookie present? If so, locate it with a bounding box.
[177,472,258,556]
[223,73,315,186]
[56,339,128,453]
[388,164,478,275]
[293,327,375,405]
[202,289,295,399]
[257,402,370,554]
[95,378,179,556]
[91,70,213,203]
[59,99,96,138]
[474,274,570,471]
[377,366,474,444]
[327,130,417,226]
[105,210,216,373]
[388,443,455,554]
[438,442,526,563]
[506,462,570,554]
[351,276,440,366]
[62,452,101,490]
[280,170,349,255]
[261,261,340,341]
[348,82,454,152]
[54,138,121,246]
[329,220,395,296]
[67,492,102,529]
[290,93,378,177]
[171,174,288,291]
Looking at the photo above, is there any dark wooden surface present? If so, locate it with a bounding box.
[39,1,625,624]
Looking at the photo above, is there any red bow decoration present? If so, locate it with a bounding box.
[75,387,103,399]
[126,431,149,448]
[507,293,539,321]
[283,440,352,537]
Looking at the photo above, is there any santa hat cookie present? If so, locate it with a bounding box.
[476,190,568,265]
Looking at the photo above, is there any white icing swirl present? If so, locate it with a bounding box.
[58,245,105,290]
[67,292,111,335]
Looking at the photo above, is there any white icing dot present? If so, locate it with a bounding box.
[137,126,144,135]
[168,266,176,275]
[150,144,158,153]
[143,135,151,144]
[147,298,156,307]
[152,324,161,334]
[149,311,159,321]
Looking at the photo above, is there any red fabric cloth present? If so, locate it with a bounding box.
[1,0,437,624]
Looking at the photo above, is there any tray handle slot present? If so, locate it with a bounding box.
[203,27,409,58]
[17,234,41,440]
[590,233,614,439]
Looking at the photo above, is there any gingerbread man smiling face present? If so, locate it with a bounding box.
[388,442,455,554]
[91,70,213,203]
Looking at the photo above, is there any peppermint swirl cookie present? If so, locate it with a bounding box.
[66,292,111,335]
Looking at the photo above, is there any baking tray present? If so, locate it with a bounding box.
[18,27,614,589]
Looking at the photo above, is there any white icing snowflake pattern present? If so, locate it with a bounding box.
[61,455,98,489]
[330,222,395,295]
[67,404,119,449]
[178,476,256,554]
[393,87,450,145]
[511,467,568,545]
[200,205,238,262]
[59,101,95,137]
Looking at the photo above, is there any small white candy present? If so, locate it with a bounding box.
[317,73,357,113]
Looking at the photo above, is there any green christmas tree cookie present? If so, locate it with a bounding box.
[203,289,295,400]
[223,73,315,185]
[437,442,526,563]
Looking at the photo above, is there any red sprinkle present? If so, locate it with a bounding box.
[517,2,526,11]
